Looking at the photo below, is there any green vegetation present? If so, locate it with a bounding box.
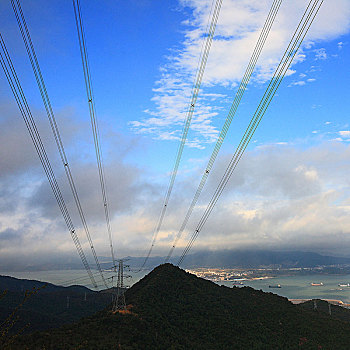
[0,276,113,336]
[298,299,350,323]
[5,264,350,349]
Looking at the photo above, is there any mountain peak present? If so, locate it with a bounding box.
[8,264,350,349]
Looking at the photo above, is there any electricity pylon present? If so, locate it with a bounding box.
[112,259,130,312]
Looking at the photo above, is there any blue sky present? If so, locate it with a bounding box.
[1,0,350,270]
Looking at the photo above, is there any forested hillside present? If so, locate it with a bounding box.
[4,264,350,349]
[0,275,113,336]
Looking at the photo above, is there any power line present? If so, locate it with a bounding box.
[177,0,324,266]
[165,0,283,263]
[178,0,323,266]
[61,273,102,287]
[72,0,116,269]
[11,0,109,289]
[0,34,98,289]
[139,0,223,270]
[60,267,115,287]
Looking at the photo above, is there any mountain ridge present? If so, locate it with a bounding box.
[126,249,350,269]
[3,249,350,271]
[0,275,113,337]
[5,263,350,349]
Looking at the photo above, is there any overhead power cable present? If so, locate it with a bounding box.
[139,0,223,270]
[73,0,116,269]
[11,0,108,289]
[60,267,114,287]
[177,0,324,266]
[0,34,98,289]
[61,272,102,287]
[165,0,283,263]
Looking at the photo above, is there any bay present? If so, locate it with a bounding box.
[2,269,350,303]
[0,269,148,290]
[219,274,350,303]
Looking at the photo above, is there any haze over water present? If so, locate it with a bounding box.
[2,268,350,303]
[220,274,350,303]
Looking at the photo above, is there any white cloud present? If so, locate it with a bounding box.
[130,0,350,146]
[167,143,350,256]
[2,1,350,269]
[3,141,350,261]
[314,47,327,60]
[289,80,306,87]
[288,77,316,88]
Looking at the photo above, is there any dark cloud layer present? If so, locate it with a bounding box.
[1,131,350,263]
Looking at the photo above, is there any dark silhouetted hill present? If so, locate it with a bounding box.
[6,263,350,349]
[0,275,90,293]
[298,299,350,323]
[0,275,113,336]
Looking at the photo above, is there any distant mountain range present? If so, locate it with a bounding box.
[5,263,350,349]
[2,250,350,271]
[0,275,90,293]
[124,250,350,269]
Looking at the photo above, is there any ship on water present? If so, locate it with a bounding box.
[311,282,324,286]
[232,281,244,286]
[269,284,281,288]
[338,283,350,287]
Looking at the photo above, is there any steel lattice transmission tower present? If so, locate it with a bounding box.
[112,259,130,312]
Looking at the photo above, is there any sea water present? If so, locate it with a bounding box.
[0,269,149,290]
[219,274,350,303]
[1,269,350,303]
